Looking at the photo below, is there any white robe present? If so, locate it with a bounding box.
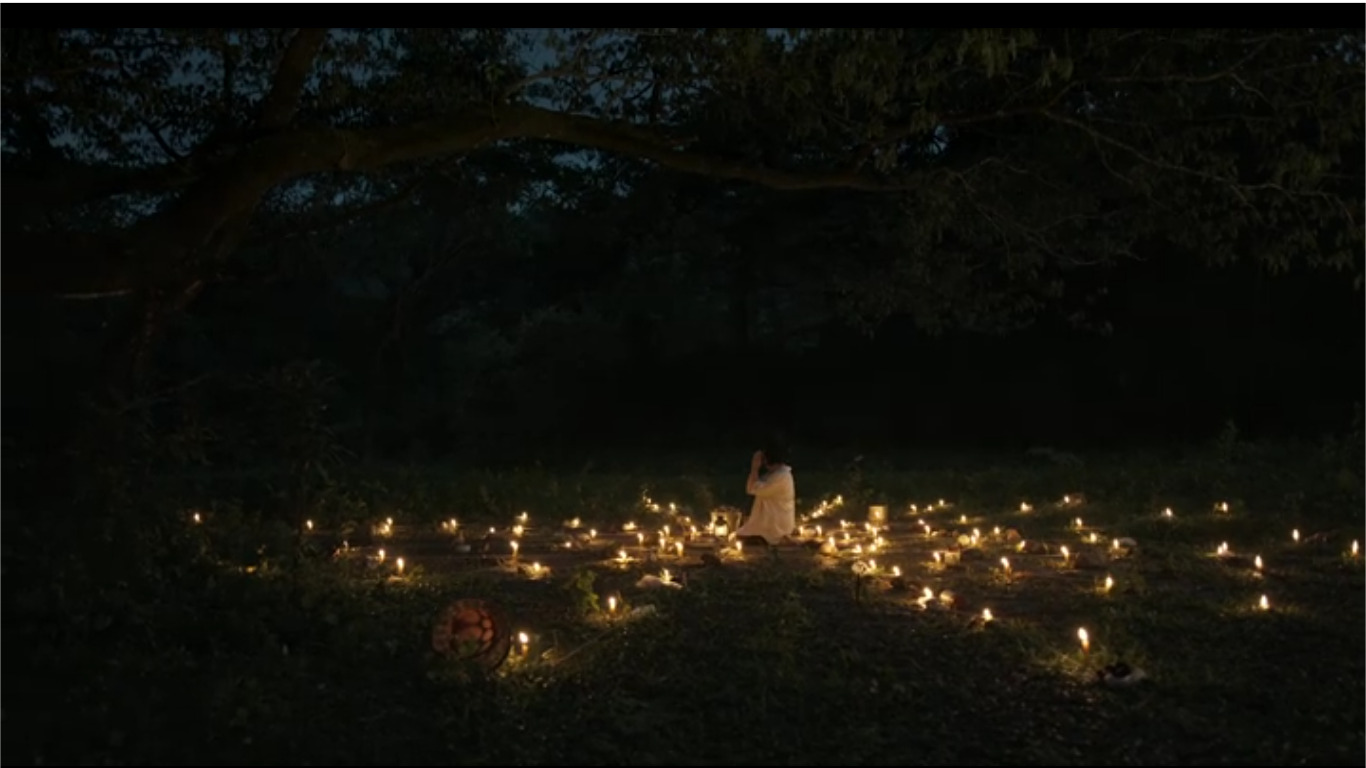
[738,465,795,544]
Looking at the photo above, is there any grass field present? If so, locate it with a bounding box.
[6,440,1363,765]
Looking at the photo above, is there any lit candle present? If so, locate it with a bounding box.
[518,631,530,656]
[891,566,902,577]
[982,608,994,623]
[1163,507,1174,518]
[1060,546,1070,561]
[518,512,529,524]
[530,561,543,575]
[933,551,943,564]
[192,512,202,524]
[449,518,458,530]
[305,519,314,531]
[1063,495,1072,505]
[993,526,1001,537]
[1254,555,1263,570]
[662,525,671,536]
[669,502,677,512]
[1217,542,1229,556]
[1078,628,1090,653]
[1103,575,1113,592]
[607,595,618,614]
[1020,502,1032,513]
[624,521,637,531]
[960,514,967,524]
[1089,532,1098,544]
[377,548,386,562]
[1000,557,1011,573]
[589,528,597,540]
[674,541,684,557]
[510,540,519,558]
[1075,517,1084,529]
[396,557,405,575]
[636,532,645,547]
[973,527,981,539]
[1111,538,1120,551]
[923,587,934,600]
[924,524,932,538]
[1216,502,1229,513]
[815,525,823,537]
[386,517,394,527]
[513,525,525,537]
[938,499,946,507]
[617,549,629,562]
[1016,540,1027,552]
[1292,529,1300,543]
[868,559,877,572]
[1353,540,1360,557]
[734,541,743,555]
[661,568,672,583]
[1257,594,1269,611]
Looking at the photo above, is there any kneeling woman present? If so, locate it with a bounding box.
[737,445,796,545]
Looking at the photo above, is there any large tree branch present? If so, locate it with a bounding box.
[255,28,329,131]
[4,102,907,297]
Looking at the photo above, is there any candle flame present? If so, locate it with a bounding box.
[1089,532,1098,544]
[386,517,393,526]
[1292,529,1300,543]
[589,528,597,539]
[518,631,529,644]
[1103,575,1113,592]
[1075,517,1084,529]
[531,561,542,574]
[959,514,967,524]
[933,551,943,563]
[993,526,1001,537]
[513,525,525,537]
[923,587,934,600]
[608,595,618,613]
[1060,546,1070,560]
[1063,495,1071,504]
[617,549,628,562]
[734,541,743,554]
[192,512,202,524]
[1163,507,1173,518]
[1254,555,1263,570]
[1353,540,1360,556]
[1020,502,1032,513]
[378,548,386,562]
[1218,542,1229,556]
[1017,540,1027,552]
[1000,557,1011,572]
[510,541,520,557]
[305,519,313,531]
[982,608,994,622]
[396,557,405,574]
[1078,627,1090,652]
[891,566,902,577]
[1258,594,1269,611]
[675,541,684,557]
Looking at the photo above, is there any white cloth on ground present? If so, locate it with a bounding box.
[738,465,796,544]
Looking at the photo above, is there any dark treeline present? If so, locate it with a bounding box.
[1,28,1362,486]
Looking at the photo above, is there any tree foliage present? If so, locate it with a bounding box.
[3,28,1360,307]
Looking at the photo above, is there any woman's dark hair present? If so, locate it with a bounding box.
[762,440,789,466]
